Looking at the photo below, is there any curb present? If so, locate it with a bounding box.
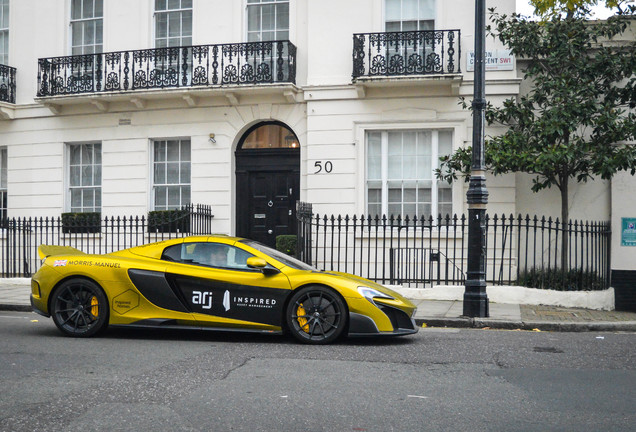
[0,304,31,312]
[415,318,636,332]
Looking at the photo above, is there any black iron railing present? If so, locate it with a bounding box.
[352,29,460,79]
[37,41,297,97]
[0,64,16,103]
[0,204,214,277]
[297,206,611,291]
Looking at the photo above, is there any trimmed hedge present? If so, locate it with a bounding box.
[517,268,604,291]
[147,209,190,233]
[61,212,101,234]
[276,235,297,257]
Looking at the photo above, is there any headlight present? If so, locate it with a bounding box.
[357,286,394,302]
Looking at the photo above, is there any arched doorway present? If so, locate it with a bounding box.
[235,121,300,247]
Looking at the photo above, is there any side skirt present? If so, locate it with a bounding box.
[110,321,283,335]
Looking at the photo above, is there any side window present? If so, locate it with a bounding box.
[161,242,256,270]
[0,0,9,65]
[246,0,289,42]
[152,139,191,211]
[154,0,192,48]
[68,142,102,213]
[71,0,103,55]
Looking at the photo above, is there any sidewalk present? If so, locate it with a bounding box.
[2,279,636,332]
[409,299,636,332]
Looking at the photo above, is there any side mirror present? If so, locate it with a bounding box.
[246,257,267,269]
[246,257,279,275]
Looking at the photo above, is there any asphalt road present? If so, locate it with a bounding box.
[1,311,634,432]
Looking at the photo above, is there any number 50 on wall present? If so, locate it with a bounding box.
[314,161,333,174]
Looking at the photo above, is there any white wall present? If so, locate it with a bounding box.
[611,171,636,270]
[2,0,524,233]
[515,174,611,221]
[3,99,306,234]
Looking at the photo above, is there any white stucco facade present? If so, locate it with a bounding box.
[0,0,633,275]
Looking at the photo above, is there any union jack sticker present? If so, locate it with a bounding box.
[53,260,67,267]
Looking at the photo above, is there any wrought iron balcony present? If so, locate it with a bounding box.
[0,64,16,103]
[352,29,461,79]
[37,41,297,97]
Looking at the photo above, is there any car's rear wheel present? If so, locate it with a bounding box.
[286,285,347,344]
[50,278,109,337]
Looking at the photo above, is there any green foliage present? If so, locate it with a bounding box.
[276,235,297,257]
[529,0,627,19]
[61,212,101,234]
[517,267,605,290]
[438,7,636,198]
[147,209,190,233]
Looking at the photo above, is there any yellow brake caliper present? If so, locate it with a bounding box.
[90,296,99,318]
[296,303,309,332]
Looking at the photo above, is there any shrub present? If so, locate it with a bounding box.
[276,235,297,257]
[147,209,190,233]
[61,212,101,234]
[517,268,604,291]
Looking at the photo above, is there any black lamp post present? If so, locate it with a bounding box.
[464,0,490,317]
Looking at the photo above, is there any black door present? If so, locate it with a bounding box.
[236,149,300,247]
[244,171,299,246]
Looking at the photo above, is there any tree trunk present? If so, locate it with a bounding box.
[560,177,569,271]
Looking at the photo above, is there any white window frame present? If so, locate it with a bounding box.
[245,0,290,42]
[355,122,462,219]
[0,146,7,219]
[383,0,436,32]
[150,138,191,211]
[154,0,192,48]
[69,0,103,55]
[66,142,102,213]
[0,0,9,65]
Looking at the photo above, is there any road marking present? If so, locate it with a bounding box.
[407,395,429,399]
[0,315,33,319]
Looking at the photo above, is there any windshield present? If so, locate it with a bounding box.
[240,240,317,271]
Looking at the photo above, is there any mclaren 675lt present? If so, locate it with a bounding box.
[30,235,418,344]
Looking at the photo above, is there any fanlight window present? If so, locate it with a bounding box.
[241,123,299,149]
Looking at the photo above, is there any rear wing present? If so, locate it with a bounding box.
[38,245,87,260]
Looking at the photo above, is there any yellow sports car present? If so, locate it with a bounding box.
[30,235,418,344]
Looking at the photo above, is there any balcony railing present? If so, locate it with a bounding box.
[0,64,16,103]
[37,41,297,97]
[352,29,461,79]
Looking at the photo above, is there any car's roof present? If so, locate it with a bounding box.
[117,234,247,259]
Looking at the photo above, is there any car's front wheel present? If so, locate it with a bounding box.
[286,285,347,344]
[50,278,109,337]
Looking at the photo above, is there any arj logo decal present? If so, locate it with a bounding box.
[192,291,213,309]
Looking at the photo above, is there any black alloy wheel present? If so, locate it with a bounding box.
[50,278,109,337]
[286,285,347,344]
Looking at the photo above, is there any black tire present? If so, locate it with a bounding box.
[286,285,347,344]
[50,278,109,337]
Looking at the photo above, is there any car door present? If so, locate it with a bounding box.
[162,242,292,329]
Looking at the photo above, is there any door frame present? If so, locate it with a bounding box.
[235,121,301,244]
